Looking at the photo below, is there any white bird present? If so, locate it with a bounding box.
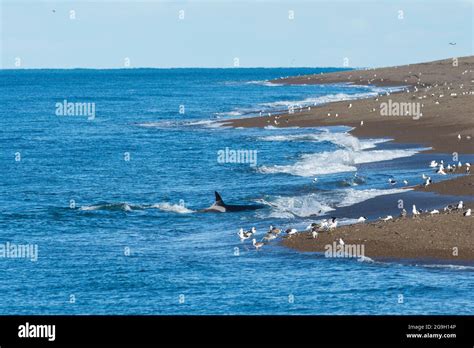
[237,228,251,241]
[328,217,337,230]
[318,219,329,231]
[457,201,464,210]
[388,178,397,185]
[429,161,438,168]
[403,180,409,185]
[348,103,352,108]
[463,209,471,217]
[422,173,428,180]
[430,209,440,215]
[252,238,264,250]
[313,178,318,183]
[311,230,318,239]
[338,238,344,246]
[360,120,364,126]
[457,161,462,168]
[285,228,298,237]
[458,134,461,140]
[436,167,446,175]
[381,215,393,221]
[424,177,432,187]
[357,216,367,223]
[412,204,420,216]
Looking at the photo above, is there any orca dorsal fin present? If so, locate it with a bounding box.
[214,191,225,206]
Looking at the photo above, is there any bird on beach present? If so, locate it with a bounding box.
[412,204,421,216]
[252,238,264,250]
[285,228,298,237]
[466,163,471,174]
[360,120,364,126]
[328,217,338,230]
[423,177,432,187]
[464,209,471,217]
[430,209,440,215]
[381,215,393,221]
[400,209,407,218]
[388,178,397,185]
[429,161,438,168]
[311,230,318,239]
[403,180,409,186]
[457,201,464,210]
[338,238,344,246]
[357,216,367,223]
[422,173,428,180]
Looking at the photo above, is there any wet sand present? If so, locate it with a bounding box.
[226,56,474,261]
[282,203,473,262]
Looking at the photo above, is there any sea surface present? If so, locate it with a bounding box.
[1,68,473,314]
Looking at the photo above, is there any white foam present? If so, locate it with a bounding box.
[259,147,423,177]
[260,92,379,109]
[337,188,410,207]
[246,80,284,87]
[214,111,242,117]
[151,203,195,214]
[257,194,335,218]
[260,131,390,151]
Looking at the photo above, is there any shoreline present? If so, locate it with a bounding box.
[226,56,474,262]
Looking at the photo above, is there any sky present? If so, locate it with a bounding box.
[1,0,473,69]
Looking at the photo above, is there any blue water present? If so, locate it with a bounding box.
[1,68,473,314]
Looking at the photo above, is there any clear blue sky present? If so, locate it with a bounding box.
[1,0,473,69]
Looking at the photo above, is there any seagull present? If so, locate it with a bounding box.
[348,103,352,108]
[430,209,440,215]
[313,178,318,183]
[464,209,471,217]
[268,225,281,235]
[403,180,409,185]
[466,163,471,174]
[360,120,364,126]
[328,217,337,230]
[285,228,298,237]
[422,173,428,180]
[457,161,462,168]
[381,215,393,221]
[436,167,446,175]
[357,216,367,223]
[400,208,407,218]
[252,238,264,250]
[388,178,397,185]
[423,177,432,187]
[412,204,420,216]
[311,230,318,239]
[263,233,277,241]
[458,134,462,140]
[457,201,464,210]
[318,219,329,231]
[338,238,344,246]
[429,161,438,168]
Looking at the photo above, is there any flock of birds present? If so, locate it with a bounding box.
[383,160,471,189]
[239,157,472,251]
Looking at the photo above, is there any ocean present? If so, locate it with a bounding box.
[1,68,473,314]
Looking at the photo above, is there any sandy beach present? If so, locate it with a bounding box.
[226,56,474,262]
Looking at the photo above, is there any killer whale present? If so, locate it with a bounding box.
[200,192,263,213]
